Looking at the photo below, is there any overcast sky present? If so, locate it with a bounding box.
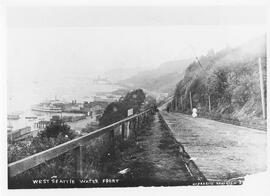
[7,6,266,81]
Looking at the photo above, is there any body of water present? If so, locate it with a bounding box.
[7,75,121,131]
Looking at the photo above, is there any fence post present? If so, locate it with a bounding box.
[137,116,141,129]
[175,98,178,111]
[110,129,115,156]
[126,121,130,138]
[121,123,125,139]
[135,116,138,129]
[133,119,136,131]
[74,145,86,178]
[142,113,145,124]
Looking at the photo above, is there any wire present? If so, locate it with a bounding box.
[187,44,204,69]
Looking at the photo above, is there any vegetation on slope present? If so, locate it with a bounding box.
[8,119,76,163]
[173,36,266,126]
[100,88,157,126]
[99,89,146,126]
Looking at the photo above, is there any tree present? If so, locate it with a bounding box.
[206,67,230,107]
[99,89,146,126]
[173,36,266,123]
[123,89,146,113]
[8,120,75,163]
[39,118,76,139]
[143,95,157,110]
[99,102,127,126]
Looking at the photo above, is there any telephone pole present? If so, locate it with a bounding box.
[208,94,211,111]
[189,92,193,111]
[258,57,266,119]
[180,96,183,111]
[175,98,178,111]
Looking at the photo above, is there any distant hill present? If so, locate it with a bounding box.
[103,66,146,81]
[120,58,193,93]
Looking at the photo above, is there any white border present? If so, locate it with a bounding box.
[1,1,270,196]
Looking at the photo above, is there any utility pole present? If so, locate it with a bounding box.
[180,96,183,111]
[208,94,211,111]
[189,92,193,111]
[175,98,178,111]
[258,57,266,119]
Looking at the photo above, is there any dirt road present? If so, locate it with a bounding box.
[99,113,196,186]
[160,111,267,181]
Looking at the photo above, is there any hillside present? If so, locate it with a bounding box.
[103,66,146,81]
[121,58,192,93]
[173,35,267,127]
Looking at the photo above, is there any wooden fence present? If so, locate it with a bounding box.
[8,109,153,178]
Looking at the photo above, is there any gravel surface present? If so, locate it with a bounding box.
[160,111,267,182]
[99,113,196,186]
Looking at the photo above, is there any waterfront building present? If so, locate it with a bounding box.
[8,126,31,142]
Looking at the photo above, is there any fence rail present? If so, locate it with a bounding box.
[8,109,152,178]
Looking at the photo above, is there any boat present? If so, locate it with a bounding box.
[7,114,20,120]
[32,105,62,113]
[31,98,63,113]
[32,104,62,113]
[25,116,38,120]
[7,125,13,132]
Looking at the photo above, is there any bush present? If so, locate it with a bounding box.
[39,118,76,139]
[99,89,146,126]
[174,37,266,123]
[8,120,76,163]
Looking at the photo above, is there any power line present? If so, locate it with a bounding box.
[188,44,204,70]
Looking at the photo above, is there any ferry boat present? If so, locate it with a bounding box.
[32,98,63,113]
[32,104,62,113]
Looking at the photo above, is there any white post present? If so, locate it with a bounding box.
[189,92,193,111]
[174,98,177,111]
[258,57,266,119]
[181,96,183,110]
[126,121,130,138]
[208,94,211,111]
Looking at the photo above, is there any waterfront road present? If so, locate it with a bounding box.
[160,111,267,181]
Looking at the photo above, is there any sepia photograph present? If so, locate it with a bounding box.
[1,0,269,192]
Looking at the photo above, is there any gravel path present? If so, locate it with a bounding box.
[160,111,267,181]
[100,113,195,186]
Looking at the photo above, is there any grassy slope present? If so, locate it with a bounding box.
[174,36,267,128]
